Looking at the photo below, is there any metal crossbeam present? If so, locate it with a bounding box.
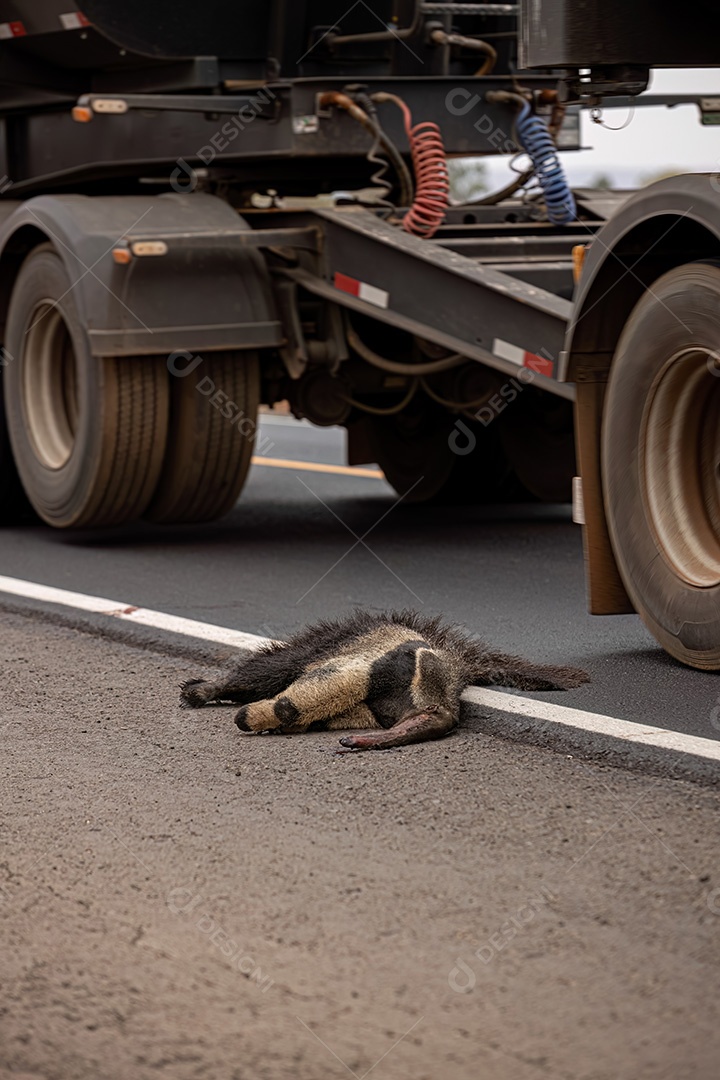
[420,4,518,14]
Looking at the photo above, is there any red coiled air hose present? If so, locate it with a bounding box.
[320,90,450,239]
[372,93,449,238]
[404,120,450,237]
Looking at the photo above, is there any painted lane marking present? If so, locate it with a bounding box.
[1,570,720,764]
[464,687,720,764]
[0,573,718,764]
[251,457,384,479]
[0,575,273,651]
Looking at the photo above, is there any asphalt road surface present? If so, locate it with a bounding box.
[0,414,718,742]
[2,610,720,1080]
[2,414,720,1079]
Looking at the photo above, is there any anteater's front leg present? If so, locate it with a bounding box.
[180,641,303,709]
[234,657,371,733]
[180,676,256,709]
[337,704,457,751]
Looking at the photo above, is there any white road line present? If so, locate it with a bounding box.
[0,574,273,651]
[464,687,720,764]
[1,572,718,764]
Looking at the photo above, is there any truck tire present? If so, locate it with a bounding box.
[0,372,36,524]
[500,395,575,503]
[3,244,168,528]
[145,350,260,523]
[602,262,720,670]
[436,417,522,504]
[369,408,520,505]
[368,406,456,503]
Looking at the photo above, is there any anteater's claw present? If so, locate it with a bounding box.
[234,706,252,732]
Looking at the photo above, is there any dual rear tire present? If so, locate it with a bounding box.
[1,245,259,528]
[368,394,574,505]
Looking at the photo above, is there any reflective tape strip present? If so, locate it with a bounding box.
[493,337,554,378]
[0,21,26,38]
[334,272,389,309]
[59,12,90,29]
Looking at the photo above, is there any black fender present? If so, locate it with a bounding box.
[0,192,282,356]
[560,174,720,614]
[561,173,720,381]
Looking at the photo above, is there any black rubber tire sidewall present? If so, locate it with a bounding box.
[4,245,168,527]
[602,262,720,668]
[0,366,36,523]
[367,399,456,503]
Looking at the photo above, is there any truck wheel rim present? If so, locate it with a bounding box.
[22,301,79,469]
[641,347,720,588]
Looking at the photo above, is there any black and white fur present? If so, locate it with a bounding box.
[181,609,589,751]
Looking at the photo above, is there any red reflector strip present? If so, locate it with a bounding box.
[523,353,554,377]
[0,21,27,38]
[333,272,389,309]
[493,337,554,378]
[334,271,360,298]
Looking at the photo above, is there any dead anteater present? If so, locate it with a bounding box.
[181,609,589,751]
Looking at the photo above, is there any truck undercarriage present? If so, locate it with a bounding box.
[0,0,719,669]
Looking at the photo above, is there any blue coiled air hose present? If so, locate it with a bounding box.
[514,100,576,224]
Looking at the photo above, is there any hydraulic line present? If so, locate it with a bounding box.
[467,93,570,209]
[514,100,576,223]
[329,0,422,47]
[318,91,413,208]
[365,134,395,211]
[372,92,450,238]
[429,29,497,77]
[485,92,576,223]
[420,3,518,12]
[342,380,419,415]
[347,324,465,376]
[419,376,495,412]
[481,91,578,221]
[353,92,392,210]
[320,90,449,235]
[352,91,405,211]
[462,164,533,206]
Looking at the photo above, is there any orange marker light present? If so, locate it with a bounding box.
[572,244,587,283]
[112,247,132,265]
[72,105,93,123]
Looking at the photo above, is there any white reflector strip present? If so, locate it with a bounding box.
[357,281,389,309]
[60,12,90,29]
[93,99,129,114]
[131,241,168,257]
[492,337,525,366]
